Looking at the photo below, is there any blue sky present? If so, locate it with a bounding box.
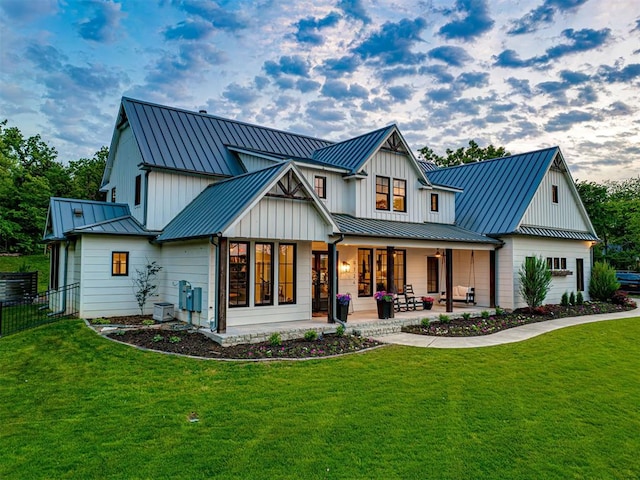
[1,0,639,182]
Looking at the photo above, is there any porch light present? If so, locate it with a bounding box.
[341,261,351,273]
[434,249,442,258]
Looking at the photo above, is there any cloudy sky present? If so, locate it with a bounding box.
[1,0,639,182]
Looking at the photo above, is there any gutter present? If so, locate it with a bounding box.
[209,233,222,331]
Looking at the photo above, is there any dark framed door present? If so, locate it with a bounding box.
[312,251,329,313]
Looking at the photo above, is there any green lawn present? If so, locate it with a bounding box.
[1,318,639,479]
[0,254,50,292]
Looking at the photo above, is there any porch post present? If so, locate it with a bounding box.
[328,242,337,323]
[386,245,395,293]
[446,248,453,313]
[490,250,496,308]
[217,237,228,333]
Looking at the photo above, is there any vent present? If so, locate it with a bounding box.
[199,109,207,114]
[73,208,83,217]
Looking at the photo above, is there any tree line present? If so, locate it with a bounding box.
[1,122,638,272]
[0,120,106,254]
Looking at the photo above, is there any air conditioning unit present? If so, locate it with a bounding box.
[153,302,174,322]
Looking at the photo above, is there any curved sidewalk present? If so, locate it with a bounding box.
[375,307,639,349]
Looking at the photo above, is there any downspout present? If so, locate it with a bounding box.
[209,234,222,331]
[143,171,149,227]
[48,240,69,316]
[330,234,346,328]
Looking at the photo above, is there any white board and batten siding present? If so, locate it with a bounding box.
[237,152,279,173]
[226,196,334,241]
[297,167,355,215]
[77,235,159,318]
[508,236,592,309]
[146,171,215,231]
[226,242,313,326]
[521,168,591,232]
[425,188,456,224]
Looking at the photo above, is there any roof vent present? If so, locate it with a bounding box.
[199,109,207,114]
[73,208,83,217]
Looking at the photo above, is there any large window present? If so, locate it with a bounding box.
[375,249,406,293]
[376,176,390,210]
[314,176,326,199]
[229,242,249,307]
[358,248,373,297]
[279,244,296,304]
[393,179,406,212]
[134,175,142,206]
[254,243,273,306]
[112,252,129,276]
[427,256,439,293]
[430,193,439,212]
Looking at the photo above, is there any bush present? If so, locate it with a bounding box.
[611,290,637,308]
[494,307,505,316]
[561,292,569,307]
[589,262,620,301]
[335,325,345,337]
[439,314,450,324]
[569,292,576,306]
[304,330,318,342]
[421,318,430,327]
[269,332,282,347]
[462,313,471,321]
[519,256,552,309]
[576,291,584,305]
[481,310,490,319]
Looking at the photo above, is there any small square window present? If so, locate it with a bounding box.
[112,252,129,276]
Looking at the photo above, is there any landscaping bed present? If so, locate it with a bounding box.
[106,327,382,360]
[402,300,637,337]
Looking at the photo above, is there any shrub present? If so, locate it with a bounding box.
[569,292,576,306]
[304,330,318,341]
[169,336,181,344]
[132,260,162,315]
[576,291,584,305]
[421,318,430,327]
[611,290,637,308]
[269,332,282,347]
[561,292,569,307]
[495,306,505,316]
[589,261,620,301]
[335,325,345,337]
[142,319,155,326]
[439,314,450,324]
[481,310,490,319]
[152,334,163,343]
[462,313,471,321]
[518,256,552,309]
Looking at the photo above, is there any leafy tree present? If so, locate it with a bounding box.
[518,256,552,309]
[68,146,108,201]
[132,261,162,315]
[418,140,510,167]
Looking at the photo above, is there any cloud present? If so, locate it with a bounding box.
[264,55,310,78]
[571,85,597,106]
[379,66,418,81]
[305,100,346,122]
[456,71,489,88]
[438,0,495,41]
[164,19,214,40]
[0,0,57,22]
[293,12,341,45]
[545,110,595,131]
[508,0,589,35]
[353,17,427,66]
[426,88,457,103]
[598,63,640,82]
[604,101,633,116]
[321,80,369,100]
[167,0,248,32]
[361,98,392,112]
[387,85,414,102]
[222,83,259,105]
[506,77,532,96]
[419,65,454,83]
[296,78,321,93]
[75,0,124,43]
[495,28,611,67]
[337,0,371,24]
[317,55,361,75]
[427,46,471,67]
[634,18,640,33]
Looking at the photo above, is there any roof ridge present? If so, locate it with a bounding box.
[313,124,396,153]
[210,161,290,188]
[433,146,559,172]
[50,197,128,207]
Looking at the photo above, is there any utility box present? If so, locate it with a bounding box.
[153,302,174,322]
[190,287,202,312]
[178,280,189,310]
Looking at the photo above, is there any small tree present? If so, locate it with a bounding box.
[589,261,620,301]
[132,260,162,315]
[519,256,552,309]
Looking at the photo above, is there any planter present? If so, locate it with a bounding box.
[337,302,349,322]
[376,300,394,319]
[422,301,433,310]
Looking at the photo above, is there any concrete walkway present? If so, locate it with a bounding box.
[375,307,639,349]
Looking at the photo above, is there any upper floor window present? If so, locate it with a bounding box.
[376,176,390,210]
[393,179,406,212]
[112,252,129,276]
[430,193,439,212]
[134,175,142,206]
[111,187,116,203]
[552,185,559,204]
[314,176,326,199]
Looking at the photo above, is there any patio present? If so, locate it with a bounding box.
[204,302,490,346]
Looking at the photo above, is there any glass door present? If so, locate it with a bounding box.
[312,251,329,313]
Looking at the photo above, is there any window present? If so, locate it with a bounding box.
[576,258,584,291]
[278,244,296,304]
[358,249,373,297]
[376,176,390,210]
[112,252,129,276]
[554,257,560,269]
[111,187,116,203]
[393,179,406,212]
[430,193,439,212]
[547,257,567,271]
[314,176,326,199]
[50,244,60,290]
[254,243,273,306]
[134,175,142,206]
[427,256,439,293]
[375,249,406,293]
[552,185,558,203]
[229,242,249,307]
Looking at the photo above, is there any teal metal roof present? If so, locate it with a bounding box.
[157,162,290,242]
[111,97,333,181]
[72,216,158,237]
[427,147,559,235]
[513,226,598,241]
[332,214,500,244]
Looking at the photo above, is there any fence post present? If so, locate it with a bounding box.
[0,300,3,336]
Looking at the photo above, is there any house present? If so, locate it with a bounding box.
[43,97,599,332]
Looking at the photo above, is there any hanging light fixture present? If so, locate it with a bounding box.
[434,248,442,258]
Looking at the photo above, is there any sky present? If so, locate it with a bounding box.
[1,0,639,183]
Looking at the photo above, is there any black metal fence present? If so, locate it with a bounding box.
[0,283,79,337]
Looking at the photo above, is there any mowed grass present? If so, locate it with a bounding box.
[1,318,639,479]
[0,254,50,292]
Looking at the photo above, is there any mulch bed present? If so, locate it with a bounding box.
[402,301,637,337]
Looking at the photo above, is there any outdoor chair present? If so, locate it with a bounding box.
[402,285,421,311]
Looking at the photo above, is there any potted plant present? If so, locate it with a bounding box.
[336,293,351,322]
[374,290,395,319]
[421,296,434,310]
